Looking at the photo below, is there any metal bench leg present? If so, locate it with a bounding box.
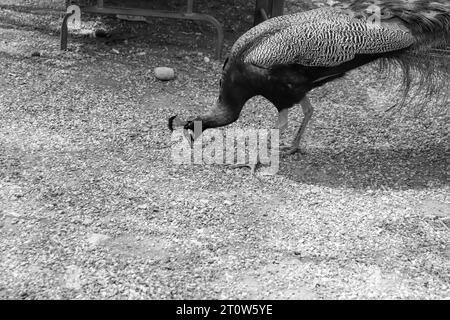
[197,14,224,60]
[186,0,223,59]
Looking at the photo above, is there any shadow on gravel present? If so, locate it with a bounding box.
[279,144,449,190]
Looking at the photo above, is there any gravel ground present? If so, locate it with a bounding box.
[0,0,449,300]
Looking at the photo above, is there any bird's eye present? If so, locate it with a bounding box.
[219,79,222,87]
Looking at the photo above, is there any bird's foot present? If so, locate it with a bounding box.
[280,145,305,155]
[224,163,258,175]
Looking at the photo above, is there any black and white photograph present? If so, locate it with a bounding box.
[0,0,449,302]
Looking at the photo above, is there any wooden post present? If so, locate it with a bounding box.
[187,0,194,14]
[254,0,270,26]
[254,0,284,26]
[61,10,76,50]
[271,0,285,17]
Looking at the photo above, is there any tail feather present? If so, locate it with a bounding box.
[377,50,449,114]
[344,0,450,112]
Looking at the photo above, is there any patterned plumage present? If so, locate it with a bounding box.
[169,0,450,155]
[238,8,415,67]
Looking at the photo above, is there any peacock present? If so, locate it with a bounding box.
[168,0,450,156]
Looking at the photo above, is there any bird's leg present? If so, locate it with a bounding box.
[277,108,289,148]
[281,96,314,155]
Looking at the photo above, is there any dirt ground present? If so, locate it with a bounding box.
[0,0,449,300]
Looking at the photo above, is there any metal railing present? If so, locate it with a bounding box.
[61,0,286,59]
[62,0,224,59]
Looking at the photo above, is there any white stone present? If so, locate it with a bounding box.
[154,67,175,81]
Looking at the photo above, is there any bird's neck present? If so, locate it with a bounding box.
[195,93,244,131]
[196,69,255,130]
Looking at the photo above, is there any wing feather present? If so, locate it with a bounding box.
[235,7,415,68]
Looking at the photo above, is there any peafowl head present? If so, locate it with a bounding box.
[168,59,257,147]
[167,114,200,147]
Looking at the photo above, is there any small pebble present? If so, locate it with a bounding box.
[154,67,175,81]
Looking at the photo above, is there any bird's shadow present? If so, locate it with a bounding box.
[276,144,449,190]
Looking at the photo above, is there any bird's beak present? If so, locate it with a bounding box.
[168,115,181,132]
[168,115,195,148]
